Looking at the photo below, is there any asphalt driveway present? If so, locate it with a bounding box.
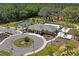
[0,33,45,56]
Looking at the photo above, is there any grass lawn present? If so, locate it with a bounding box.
[13,36,34,48]
[0,50,10,56]
[0,18,33,29]
[33,43,62,56]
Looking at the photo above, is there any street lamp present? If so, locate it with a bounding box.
[32,36,35,55]
[10,44,14,56]
[10,47,14,56]
[33,42,35,55]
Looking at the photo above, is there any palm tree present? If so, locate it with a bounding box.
[74,51,79,56]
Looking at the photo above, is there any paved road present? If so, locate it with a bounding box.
[0,33,45,56]
[0,26,22,34]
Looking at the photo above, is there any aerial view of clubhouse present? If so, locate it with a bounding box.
[0,4,79,56]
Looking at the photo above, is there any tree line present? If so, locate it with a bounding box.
[0,3,79,23]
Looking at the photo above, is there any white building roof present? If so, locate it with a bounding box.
[65,34,73,39]
[57,32,73,39]
[57,32,65,37]
[61,27,71,33]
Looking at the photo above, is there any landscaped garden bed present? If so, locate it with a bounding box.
[0,50,10,56]
[5,32,13,35]
[42,34,54,41]
[13,36,34,48]
[0,33,10,42]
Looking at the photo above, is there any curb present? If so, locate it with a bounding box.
[0,35,12,46]
[0,26,22,46]
[47,36,58,43]
[0,34,21,46]
[23,33,47,56]
[0,32,47,56]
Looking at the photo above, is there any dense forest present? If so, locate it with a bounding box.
[0,3,79,23]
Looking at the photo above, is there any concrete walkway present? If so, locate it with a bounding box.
[47,36,58,43]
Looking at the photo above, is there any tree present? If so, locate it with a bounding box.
[38,7,52,22]
[63,6,79,23]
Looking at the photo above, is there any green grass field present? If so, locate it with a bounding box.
[0,50,10,56]
[33,43,62,56]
